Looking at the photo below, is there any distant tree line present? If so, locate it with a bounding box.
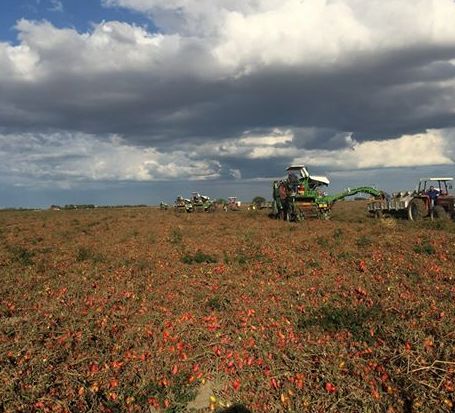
[0,207,37,211]
[50,204,95,210]
[50,204,149,210]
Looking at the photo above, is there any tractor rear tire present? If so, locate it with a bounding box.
[433,205,449,220]
[408,198,426,221]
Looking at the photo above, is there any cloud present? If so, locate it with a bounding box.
[181,128,454,166]
[293,130,454,169]
[3,128,452,191]
[0,132,224,188]
[48,0,63,12]
[0,0,455,191]
[1,2,454,144]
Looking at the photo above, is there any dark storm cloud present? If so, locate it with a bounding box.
[1,37,455,151]
[1,0,455,200]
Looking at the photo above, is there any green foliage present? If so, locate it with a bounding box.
[252,196,266,206]
[76,246,93,262]
[76,246,104,263]
[242,229,256,242]
[356,235,372,247]
[31,236,44,245]
[333,228,344,240]
[307,260,320,268]
[234,252,248,265]
[337,251,354,260]
[206,295,230,311]
[129,229,139,238]
[413,240,435,255]
[223,251,231,264]
[169,228,183,244]
[8,245,34,266]
[148,231,157,244]
[182,251,217,264]
[404,269,422,283]
[298,304,383,342]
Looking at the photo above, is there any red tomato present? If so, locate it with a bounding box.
[325,382,337,393]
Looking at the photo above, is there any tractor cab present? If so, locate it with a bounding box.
[286,166,330,188]
[192,192,202,202]
[414,178,454,220]
[286,166,310,180]
[286,165,330,196]
[417,178,453,196]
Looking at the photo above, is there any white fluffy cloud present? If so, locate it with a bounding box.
[1,0,455,191]
[0,132,222,187]
[104,0,455,73]
[175,128,455,169]
[2,128,452,189]
[293,130,455,169]
[2,19,191,80]
[5,0,455,81]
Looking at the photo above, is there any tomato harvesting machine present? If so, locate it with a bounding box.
[272,165,383,221]
[174,192,215,213]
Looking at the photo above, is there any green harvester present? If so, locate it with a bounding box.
[272,166,383,221]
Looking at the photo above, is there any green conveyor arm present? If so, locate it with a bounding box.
[321,187,382,205]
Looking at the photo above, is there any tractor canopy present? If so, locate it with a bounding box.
[417,178,453,194]
[286,165,310,179]
[286,165,330,188]
[308,175,330,186]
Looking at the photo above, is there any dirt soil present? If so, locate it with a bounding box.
[1,202,454,412]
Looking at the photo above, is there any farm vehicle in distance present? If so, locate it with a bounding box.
[227,197,241,211]
[368,177,454,221]
[174,193,215,213]
[272,165,383,221]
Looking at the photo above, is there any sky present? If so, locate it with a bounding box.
[0,0,454,208]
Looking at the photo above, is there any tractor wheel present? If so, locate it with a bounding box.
[408,198,426,221]
[433,205,449,220]
[282,203,292,221]
[319,209,331,220]
[374,210,383,219]
[295,207,305,222]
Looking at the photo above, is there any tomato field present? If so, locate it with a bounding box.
[1,202,454,412]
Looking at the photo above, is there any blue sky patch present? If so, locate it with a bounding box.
[0,0,153,43]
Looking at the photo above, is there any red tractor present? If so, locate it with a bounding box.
[409,178,454,220]
[368,177,454,221]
